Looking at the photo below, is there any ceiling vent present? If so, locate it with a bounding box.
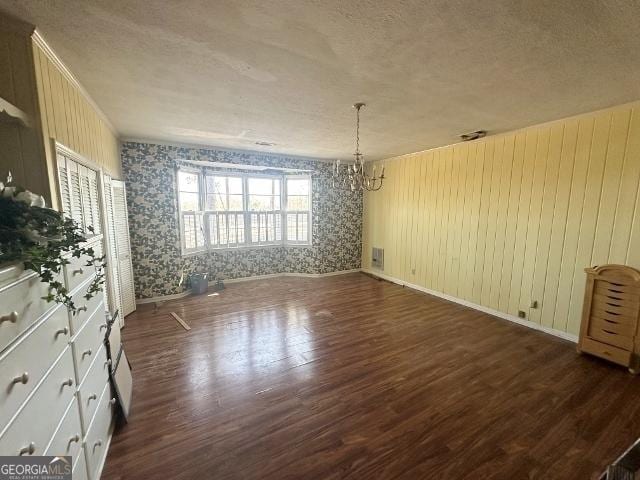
[459,130,487,142]
[255,141,276,147]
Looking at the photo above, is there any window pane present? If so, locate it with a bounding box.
[180,192,199,211]
[249,194,273,211]
[206,176,227,195]
[248,178,273,195]
[287,178,309,196]
[228,177,243,194]
[179,171,199,193]
[206,176,228,211]
[206,194,227,211]
[287,195,309,210]
[228,194,243,211]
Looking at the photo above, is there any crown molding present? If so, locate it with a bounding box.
[31,29,118,138]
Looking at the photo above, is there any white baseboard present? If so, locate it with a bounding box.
[136,269,361,305]
[361,268,578,343]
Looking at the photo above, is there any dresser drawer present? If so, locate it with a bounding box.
[44,396,83,460]
[588,326,634,350]
[78,345,109,430]
[0,271,63,353]
[85,381,114,479]
[582,337,632,367]
[72,307,108,384]
[0,347,76,456]
[69,284,104,336]
[64,253,98,294]
[0,305,71,429]
[74,447,89,480]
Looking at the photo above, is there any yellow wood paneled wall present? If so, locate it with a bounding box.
[363,103,640,336]
[32,41,121,209]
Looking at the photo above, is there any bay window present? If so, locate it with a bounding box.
[177,169,311,254]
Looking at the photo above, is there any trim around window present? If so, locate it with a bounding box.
[176,168,312,255]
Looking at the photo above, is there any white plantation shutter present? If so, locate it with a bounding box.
[56,150,102,237]
[102,174,124,322]
[88,170,101,235]
[56,155,72,217]
[112,180,136,317]
[284,176,311,245]
[68,161,85,230]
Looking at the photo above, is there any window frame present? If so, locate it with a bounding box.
[176,168,312,255]
[284,175,313,246]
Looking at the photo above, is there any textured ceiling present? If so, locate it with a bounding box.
[2,0,640,160]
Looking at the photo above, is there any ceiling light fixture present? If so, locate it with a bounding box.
[332,103,385,192]
[459,130,487,142]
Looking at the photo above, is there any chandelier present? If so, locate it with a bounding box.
[332,103,385,192]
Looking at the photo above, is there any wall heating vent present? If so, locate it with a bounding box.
[372,247,384,270]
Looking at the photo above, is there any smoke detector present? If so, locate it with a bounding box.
[459,130,487,142]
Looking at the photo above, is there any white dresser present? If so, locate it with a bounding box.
[0,237,117,479]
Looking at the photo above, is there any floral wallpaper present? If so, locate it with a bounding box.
[121,142,363,299]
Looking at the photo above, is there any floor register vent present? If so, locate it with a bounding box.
[372,247,384,270]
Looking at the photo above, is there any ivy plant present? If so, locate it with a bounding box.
[0,179,106,314]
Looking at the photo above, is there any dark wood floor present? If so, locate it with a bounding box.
[102,273,640,480]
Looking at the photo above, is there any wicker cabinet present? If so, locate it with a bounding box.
[578,264,640,374]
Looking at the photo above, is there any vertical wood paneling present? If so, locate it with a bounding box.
[529,124,563,324]
[540,121,578,328]
[31,42,121,209]
[362,103,640,337]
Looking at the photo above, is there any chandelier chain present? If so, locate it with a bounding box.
[332,102,385,192]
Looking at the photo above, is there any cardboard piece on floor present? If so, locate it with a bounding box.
[112,348,133,421]
[170,312,191,331]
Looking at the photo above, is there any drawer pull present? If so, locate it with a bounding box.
[68,434,81,448]
[72,268,84,276]
[88,393,98,402]
[19,442,35,456]
[104,359,112,368]
[55,327,69,338]
[82,349,93,358]
[61,378,74,388]
[93,440,103,451]
[99,323,108,331]
[0,311,18,324]
[11,372,29,385]
[110,398,117,405]
[78,306,88,313]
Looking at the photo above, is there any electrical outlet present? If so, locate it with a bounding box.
[518,310,526,319]
[530,300,539,309]
[411,268,416,275]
